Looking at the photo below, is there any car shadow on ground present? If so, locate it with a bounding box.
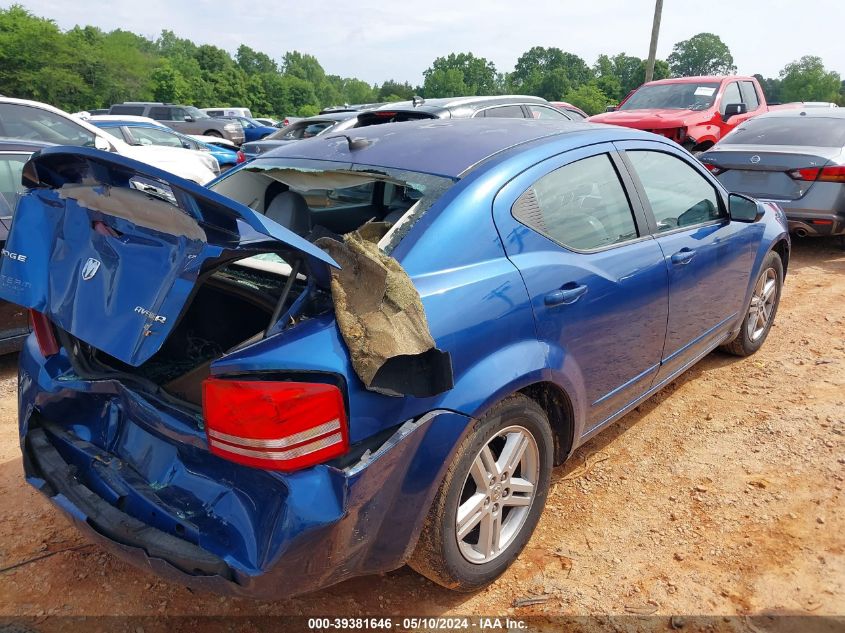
[0,352,19,380]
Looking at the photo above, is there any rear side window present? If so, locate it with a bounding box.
[528,105,571,120]
[206,110,223,117]
[722,117,845,147]
[626,151,722,232]
[565,108,588,120]
[481,105,526,119]
[110,105,145,116]
[148,107,171,120]
[740,81,760,111]
[513,154,639,251]
[720,82,742,114]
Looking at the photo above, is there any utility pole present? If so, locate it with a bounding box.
[645,0,664,83]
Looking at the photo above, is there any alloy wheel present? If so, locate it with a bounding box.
[746,267,778,342]
[455,425,540,564]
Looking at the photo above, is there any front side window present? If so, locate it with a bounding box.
[127,126,184,148]
[0,104,96,147]
[513,154,639,251]
[626,150,722,232]
[720,82,742,114]
[740,81,760,111]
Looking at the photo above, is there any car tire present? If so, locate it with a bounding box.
[408,394,553,591]
[204,130,223,138]
[720,250,784,357]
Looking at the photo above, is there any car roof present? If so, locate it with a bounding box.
[0,139,54,152]
[256,118,640,178]
[646,75,757,85]
[88,116,168,129]
[754,108,845,120]
[373,95,548,115]
[295,112,360,124]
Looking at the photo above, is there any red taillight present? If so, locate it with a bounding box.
[29,310,59,357]
[789,166,845,183]
[704,163,724,175]
[236,150,246,164]
[202,379,349,471]
[818,166,845,183]
[375,111,397,117]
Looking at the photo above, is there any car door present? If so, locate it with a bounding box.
[717,81,755,134]
[493,143,669,434]
[616,141,758,382]
[0,152,33,342]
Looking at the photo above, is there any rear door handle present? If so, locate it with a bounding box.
[671,248,696,265]
[544,284,588,306]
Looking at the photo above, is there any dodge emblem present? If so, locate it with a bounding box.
[750,155,761,164]
[81,258,101,281]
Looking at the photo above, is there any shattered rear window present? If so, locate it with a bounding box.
[208,158,456,255]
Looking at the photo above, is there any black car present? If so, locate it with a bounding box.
[0,139,53,353]
[355,95,571,126]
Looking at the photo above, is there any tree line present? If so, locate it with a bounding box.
[0,5,842,118]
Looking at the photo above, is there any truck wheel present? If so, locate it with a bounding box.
[409,394,553,591]
[720,251,784,357]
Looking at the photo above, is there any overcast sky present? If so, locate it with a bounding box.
[6,0,843,84]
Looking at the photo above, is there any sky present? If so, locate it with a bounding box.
[5,0,843,85]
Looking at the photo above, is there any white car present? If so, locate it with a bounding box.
[0,98,217,183]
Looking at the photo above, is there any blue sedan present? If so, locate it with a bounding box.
[1,118,788,598]
[223,116,278,142]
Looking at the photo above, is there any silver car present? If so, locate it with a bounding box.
[700,109,845,238]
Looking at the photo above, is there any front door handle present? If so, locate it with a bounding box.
[544,284,588,306]
[671,248,696,265]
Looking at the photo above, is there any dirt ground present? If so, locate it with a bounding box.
[0,236,842,629]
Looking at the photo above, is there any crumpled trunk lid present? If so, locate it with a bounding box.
[0,146,337,366]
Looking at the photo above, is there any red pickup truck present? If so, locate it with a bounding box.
[588,75,768,153]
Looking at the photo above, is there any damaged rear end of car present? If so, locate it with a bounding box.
[6,146,469,598]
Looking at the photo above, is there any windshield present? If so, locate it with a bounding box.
[619,82,721,111]
[185,106,210,119]
[208,158,456,254]
[722,116,845,147]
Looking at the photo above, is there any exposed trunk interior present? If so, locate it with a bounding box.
[67,258,330,407]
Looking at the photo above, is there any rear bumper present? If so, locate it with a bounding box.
[782,212,845,237]
[18,341,471,599]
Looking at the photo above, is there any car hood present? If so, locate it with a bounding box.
[588,108,699,128]
[0,146,338,366]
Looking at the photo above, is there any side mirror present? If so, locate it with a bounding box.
[722,103,747,122]
[93,135,112,152]
[184,115,195,122]
[606,105,618,112]
[729,193,764,222]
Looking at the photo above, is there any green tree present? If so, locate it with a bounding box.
[422,68,467,98]
[343,78,377,104]
[511,47,592,100]
[150,60,190,102]
[563,81,609,115]
[753,74,782,103]
[236,45,277,75]
[668,33,736,77]
[779,56,841,102]
[378,79,415,101]
[423,53,497,96]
